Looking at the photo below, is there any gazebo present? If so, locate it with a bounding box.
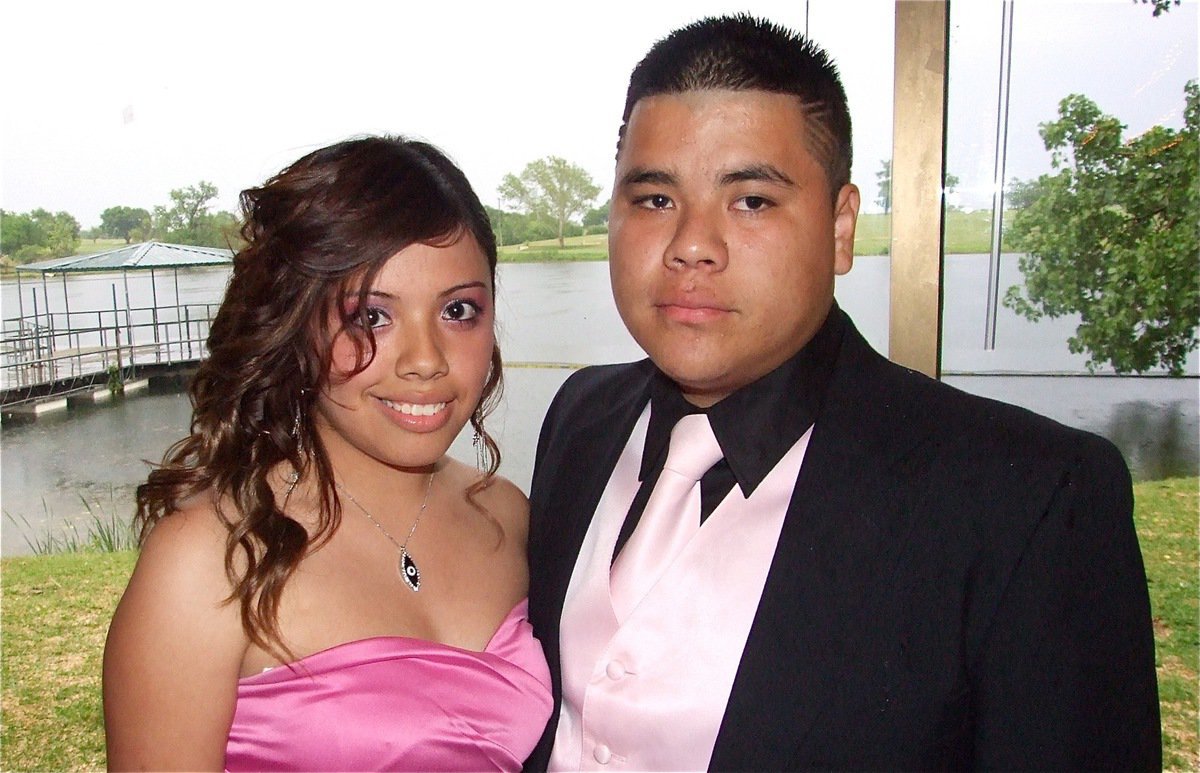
[2,242,235,396]
[11,241,233,324]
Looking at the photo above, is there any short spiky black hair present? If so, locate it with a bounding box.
[618,14,853,195]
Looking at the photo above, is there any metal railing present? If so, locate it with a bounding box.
[0,301,220,395]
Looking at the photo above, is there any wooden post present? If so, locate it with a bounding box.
[889,0,949,378]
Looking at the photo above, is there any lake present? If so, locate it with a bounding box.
[2,257,1196,556]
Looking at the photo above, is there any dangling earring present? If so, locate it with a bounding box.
[471,410,486,472]
[284,398,305,496]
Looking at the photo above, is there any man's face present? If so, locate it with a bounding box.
[609,89,859,407]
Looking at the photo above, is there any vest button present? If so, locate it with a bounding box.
[605,660,626,680]
[593,744,612,764]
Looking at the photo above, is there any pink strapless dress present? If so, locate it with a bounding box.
[224,599,551,772]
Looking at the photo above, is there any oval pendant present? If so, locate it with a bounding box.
[400,550,421,592]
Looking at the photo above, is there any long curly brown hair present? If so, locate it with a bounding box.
[135,136,502,659]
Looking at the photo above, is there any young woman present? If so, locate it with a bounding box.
[103,136,551,771]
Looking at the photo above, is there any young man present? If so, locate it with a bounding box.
[526,15,1160,771]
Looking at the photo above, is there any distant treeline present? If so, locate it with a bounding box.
[486,202,608,247]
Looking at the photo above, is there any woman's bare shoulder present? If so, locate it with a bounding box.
[104,492,247,770]
[114,492,247,636]
[440,458,529,539]
[138,493,236,579]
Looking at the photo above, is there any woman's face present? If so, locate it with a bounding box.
[314,235,495,474]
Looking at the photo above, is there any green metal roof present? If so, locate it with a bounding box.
[14,242,233,273]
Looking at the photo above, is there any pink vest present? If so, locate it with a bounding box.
[550,408,813,771]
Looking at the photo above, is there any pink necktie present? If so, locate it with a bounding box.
[610,413,724,619]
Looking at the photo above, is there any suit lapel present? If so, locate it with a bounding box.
[531,364,653,620]
[711,324,940,770]
[526,361,654,769]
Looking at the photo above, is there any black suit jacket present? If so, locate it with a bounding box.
[526,314,1160,771]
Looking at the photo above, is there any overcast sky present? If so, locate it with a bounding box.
[2,0,1195,227]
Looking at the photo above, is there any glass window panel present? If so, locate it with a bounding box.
[943,0,1198,479]
[817,1,895,355]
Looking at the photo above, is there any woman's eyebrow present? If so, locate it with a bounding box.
[343,282,489,301]
[343,290,396,301]
[439,281,489,298]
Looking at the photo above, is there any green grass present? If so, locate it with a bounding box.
[854,210,1012,255]
[853,210,1011,255]
[2,478,1195,771]
[2,550,137,771]
[1134,478,1200,770]
[494,210,1006,263]
[73,238,127,255]
[854,212,892,255]
[498,232,609,263]
[943,209,1000,254]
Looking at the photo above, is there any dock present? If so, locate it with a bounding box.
[2,241,232,418]
[0,301,216,418]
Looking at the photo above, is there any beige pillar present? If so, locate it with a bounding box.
[889,0,949,378]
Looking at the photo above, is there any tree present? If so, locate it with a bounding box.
[32,209,81,257]
[195,210,241,249]
[100,206,151,243]
[1,210,40,256]
[583,200,610,229]
[1003,81,1199,375]
[1006,177,1042,210]
[159,180,218,236]
[498,157,600,248]
[1138,0,1180,16]
[485,206,557,246]
[876,161,957,213]
[151,181,232,246]
[875,160,892,213]
[1,208,80,261]
[485,205,506,245]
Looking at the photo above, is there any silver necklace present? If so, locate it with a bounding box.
[338,472,435,592]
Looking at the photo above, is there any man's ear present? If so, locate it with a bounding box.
[833,183,860,276]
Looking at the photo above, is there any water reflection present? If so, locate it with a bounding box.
[1106,400,1195,481]
[1,389,193,555]
[943,375,1198,482]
